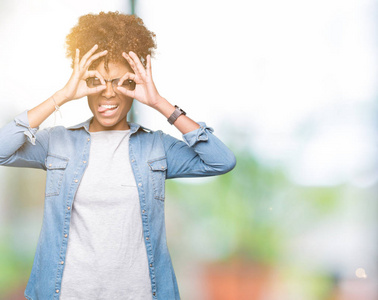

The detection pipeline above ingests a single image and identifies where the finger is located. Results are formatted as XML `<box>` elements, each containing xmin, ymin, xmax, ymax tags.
<box><xmin>74</xmin><ymin>49</ymin><xmax>80</xmax><ymax>71</ymax></box>
<box><xmin>87</xmin><ymin>85</ymin><xmax>107</xmax><ymax>95</ymax></box>
<box><xmin>84</xmin><ymin>50</ymin><xmax>108</xmax><ymax>70</ymax></box>
<box><xmin>117</xmin><ymin>72</ymin><xmax>136</xmax><ymax>86</ymax></box>
<box><xmin>146</xmin><ymin>54</ymin><xmax>152</xmax><ymax>78</ymax></box>
<box><xmin>128</xmin><ymin>51</ymin><xmax>147</xmax><ymax>77</ymax></box>
<box><xmin>86</xmin><ymin>70</ymin><xmax>106</xmax><ymax>85</ymax></box>
<box><xmin>116</xmin><ymin>86</ymin><xmax>135</xmax><ymax>98</ymax></box>
<box><xmin>122</xmin><ymin>52</ymin><xmax>141</xmax><ymax>77</ymax></box>
<box><xmin>80</xmin><ymin>44</ymin><xmax>98</xmax><ymax>68</ymax></box>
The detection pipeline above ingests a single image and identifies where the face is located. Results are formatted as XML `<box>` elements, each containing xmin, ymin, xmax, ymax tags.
<box><xmin>87</xmin><ymin>61</ymin><xmax>134</xmax><ymax>132</ymax></box>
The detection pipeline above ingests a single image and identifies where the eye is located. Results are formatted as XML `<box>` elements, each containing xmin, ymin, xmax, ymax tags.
<box><xmin>86</xmin><ymin>77</ymin><xmax>102</xmax><ymax>88</ymax></box>
<box><xmin>110</xmin><ymin>78</ymin><xmax>136</xmax><ymax>91</ymax></box>
<box><xmin>122</xmin><ymin>79</ymin><xmax>134</xmax><ymax>86</ymax></box>
<box><xmin>123</xmin><ymin>79</ymin><xmax>136</xmax><ymax>90</ymax></box>
<box><xmin>92</xmin><ymin>77</ymin><xmax>102</xmax><ymax>86</ymax></box>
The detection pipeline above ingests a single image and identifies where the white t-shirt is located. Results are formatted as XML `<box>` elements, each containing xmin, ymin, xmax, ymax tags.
<box><xmin>60</xmin><ymin>130</ymin><xmax>152</xmax><ymax>300</ymax></box>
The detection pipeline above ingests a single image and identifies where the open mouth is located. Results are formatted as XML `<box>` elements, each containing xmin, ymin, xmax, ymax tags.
<box><xmin>98</xmin><ymin>104</ymin><xmax>119</xmax><ymax>116</ymax></box>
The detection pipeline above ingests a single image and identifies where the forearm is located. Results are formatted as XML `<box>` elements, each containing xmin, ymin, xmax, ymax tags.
<box><xmin>184</xmin><ymin>124</ymin><xmax>236</xmax><ymax>172</ymax></box>
<box><xmin>0</xmin><ymin>111</ymin><xmax>48</xmax><ymax>168</ymax></box>
<box><xmin>152</xmin><ymin>96</ymin><xmax>200</xmax><ymax>134</ymax></box>
<box><xmin>153</xmin><ymin>96</ymin><xmax>236</xmax><ymax>176</ymax></box>
<box><xmin>164</xmin><ymin>124</ymin><xmax>236</xmax><ymax>178</ymax></box>
<box><xmin>27</xmin><ymin>90</ymin><xmax>68</xmax><ymax>128</ymax></box>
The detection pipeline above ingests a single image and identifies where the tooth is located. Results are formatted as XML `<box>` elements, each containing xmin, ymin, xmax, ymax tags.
<box><xmin>101</xmin><ymin>105</ymin><xmax>117</xmax><ymax>108</ymax></box>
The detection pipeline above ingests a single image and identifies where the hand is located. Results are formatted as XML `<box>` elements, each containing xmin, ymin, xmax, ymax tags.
<box><xmin>59</xmin><ymin>44</ymin><xmax>108</xmax><ymax>102</ymax></box>
<box><xmin>117</xmin><ymin>51</ymin><xmax>163</xmax><ymax>108</ymax></box>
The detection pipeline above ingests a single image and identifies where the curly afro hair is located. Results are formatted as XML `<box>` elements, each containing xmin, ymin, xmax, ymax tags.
<box><xmin>65</xmin><ymin>11</ymin><xmax>156</xmax><ymax>71</ymax></box>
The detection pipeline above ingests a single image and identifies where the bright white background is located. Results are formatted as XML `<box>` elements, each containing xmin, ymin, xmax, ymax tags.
<box><xmin>0</xmin><ymin>0</ymin><xmax>376</xmax><ymax>187</ymax></box>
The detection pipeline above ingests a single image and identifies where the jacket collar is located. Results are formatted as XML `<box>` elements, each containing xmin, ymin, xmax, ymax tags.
<box><xmin>67</xmin><ymin>117</ymin><xmax>148</xmax><ymax>135</ymax></box>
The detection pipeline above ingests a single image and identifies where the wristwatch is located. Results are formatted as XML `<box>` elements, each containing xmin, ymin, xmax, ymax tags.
<box><xmin>167</xmin><ymin>105</ymin><xmax>186</xmax><ymax>125</ymax></box>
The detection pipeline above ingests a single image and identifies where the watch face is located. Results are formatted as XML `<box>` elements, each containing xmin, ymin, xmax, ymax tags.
<box><xmin>176</xmin><ymin>106</ymin><xmax>186</xmax><ymax>115</ymax></box>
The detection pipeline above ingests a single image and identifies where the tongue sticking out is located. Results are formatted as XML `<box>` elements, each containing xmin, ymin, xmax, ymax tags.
<box><xmin>98</xmin><ymin>106</ymin><xmax>117</xmax><ymax>113</ymax></box>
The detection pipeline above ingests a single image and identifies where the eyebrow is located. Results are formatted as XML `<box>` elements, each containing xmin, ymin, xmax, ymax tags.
<box><xmin>91</xmin><ymin>77</ymin><xmax>121</xmax><ymax>81</ymax></box>
<box><xmin>103</xmin><ymin>77</ymin><xmax>121</xmax><ymax>81</ymax></box>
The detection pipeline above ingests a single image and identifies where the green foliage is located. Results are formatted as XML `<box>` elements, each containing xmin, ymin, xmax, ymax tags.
<box><xmin>167</xmin><ymin>149</ymin><xmax>342</xmax><ymax>265</ymax></box>
<box><xmin>0</xmin><ymin>236</ymin><xmax>32</xmax><ymax>296</ymax></box>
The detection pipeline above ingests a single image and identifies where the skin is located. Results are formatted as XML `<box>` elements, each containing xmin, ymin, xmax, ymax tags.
<box><xmin>87</xmin><ymin>61</ymin><xmax>134</xmax><ymax>132</ymax></box>
<box><xmin>27</xmin><ymin>44</ymin><xmax>200</xmax><ymax>134</ymax></box>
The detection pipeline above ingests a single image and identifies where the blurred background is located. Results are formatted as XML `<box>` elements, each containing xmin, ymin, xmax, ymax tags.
<box><xmin>0</xmin><ymin>0</ymin><xmax>377</xmax><ymax>299</ymax></box>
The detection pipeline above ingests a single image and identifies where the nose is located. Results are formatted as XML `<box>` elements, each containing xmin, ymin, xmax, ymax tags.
<box><xmin>102</xmin><ymin>81</ymin><xmax>116</xmax><ymax>98</ymax></box>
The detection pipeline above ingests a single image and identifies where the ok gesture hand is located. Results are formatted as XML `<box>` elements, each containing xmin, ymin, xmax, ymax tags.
<box><xmin>116</xmin><ymin>51</ymin><xmax>163</xmax><ymax>108</ymax></box>
<box><xmin>60</xmin><ymin>44</ymin><xmax>108</xmax><ymax>102</ymax></box>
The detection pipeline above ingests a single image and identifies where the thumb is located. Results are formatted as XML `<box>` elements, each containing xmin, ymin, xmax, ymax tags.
<box><xmin>116</xmin><ymin>86</ymin><xmax>135</xmax><ymax>98</ymax></box>
<box><xmin>87</xmin><ymin>85</ymin><xmax>107</xmax><ymax>95</ymax></box>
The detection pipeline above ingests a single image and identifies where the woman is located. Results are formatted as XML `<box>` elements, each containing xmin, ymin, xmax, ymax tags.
<box><xmin>0</xmin><ymin>11</ymin><xmax>235</xmax><ymax>300</ymax></box>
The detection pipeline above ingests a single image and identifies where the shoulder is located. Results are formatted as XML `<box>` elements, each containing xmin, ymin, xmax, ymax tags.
<box><xmin>129</xmin><ymin>122</ymin><xmax>164</xmax><ymax>138</ymax></box>
<box><xmin>134</xmin><ymin>124</ymin><xmax>175</xmax><ymax>143</ymax></box>
<box><xmin>48</xmin><ymin>125</ymin><xmax>78</xmax><ymax>139</ymax></box>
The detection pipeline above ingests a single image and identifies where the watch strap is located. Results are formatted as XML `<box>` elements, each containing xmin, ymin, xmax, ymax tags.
<box><xmin>168</xmin><ymin>105</ymin><xmax>186</xmax><ymax>125</ymax></box>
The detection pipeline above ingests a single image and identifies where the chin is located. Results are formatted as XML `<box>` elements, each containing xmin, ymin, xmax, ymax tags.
<box><xmin>99</xmin><ymin>119</ymin><xmax>118</xmax><ymax>127</ymax></box>
<box><xmin>90</xmin><ymin>113</ymin><xmax>129</xmax><ymax>131</ymax></box>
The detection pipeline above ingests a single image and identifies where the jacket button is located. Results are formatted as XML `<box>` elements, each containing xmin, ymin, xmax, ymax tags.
<box><xmin>49</xmin><ymin>163</ymin><xmax>52</xmax><ymax>167</ymax></box>
<box><xmin>61</xmin><ymin>261</ymin><xmax>64</xmax><ymax>264</ymax></box>
<box><xmin>153</xmin><ymin>292</ymin><xmax>156</xmax><ymax>296</ymax></box>
<box><xmin>138</xmin><ymin>183</ymin><xmax>142</xmax><ymax>187</ymax></box>
<box><xmin>67</xmin><ymin>206</ymin><xmax>71</xmax><ymax>210</ymax></box>
<box><xmin>146</xmin><ymin>237</ymin><xmax>149</xmax><ymax>240</ymax></box>
<box><xmin>142</xmin><ymin>210</ymin><xmax>145</xmax><ymax>213</ymax></box>
<box><xmin>56</xmin><ymin>290</ymin><xmax>59</xmax><ymax>293</ymax></box>
<box><xmin>83</xmin><ymin>161</ymin><xmax>87</xmax><ymax>164</ymax></box>
<box><xmin>150</xmin><ymin>263</ymin><xmax>152</xmax><ymax>267</ymax></box>
<box><xmin>74</xmin><ymin>179</ymin><xmax>78</xmax><ymax>183</ymax></box>
<box><xmin>87</xmin><ymin>138</ymin><xmax>90</xmax><ymax>141</ymax></box>
<box><xmin>64</xmin><ymin>234</ymin><xmax>68</xmax><ymax>238</ymax></box>
<box><xmin>131</xmin><ymin>159</ymin><xmax>135</xmax><ymax>162</ymax></box>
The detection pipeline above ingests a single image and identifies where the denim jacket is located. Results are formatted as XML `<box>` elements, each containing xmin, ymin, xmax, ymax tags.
<box><xmin>0</xmin><ymin>110</ymin><xmax>236</xmax><ymax>300</ymax></box>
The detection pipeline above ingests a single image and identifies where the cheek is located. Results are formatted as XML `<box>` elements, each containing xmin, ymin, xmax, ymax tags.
<box><xmin>120</xmin><ymin>96</ymin><xmax>134</xmax><ymax>108</ymax></box>
<box><xmin>87</xmin><ymin>96</ymin><xmax>97</xmax><ymax>113</ymax></box>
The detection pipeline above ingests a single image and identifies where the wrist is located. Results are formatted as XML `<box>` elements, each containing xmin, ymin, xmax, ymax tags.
<box><xmin>53</xmin><ymin>90</ymin><xmax>70</xmax><ymax>106</ymax></box>
<box><xmin>151</xmin><ymin>97</ymin><xmax>175</xmax><ymax>117</ymax></box>
<box><xmin>149</xmin><ymin>95</ymin><xmax>165</xmax><ymax>108</ymax></box>
<box><xmin>167</xmin><ymin>105</ymin><xmax>186</xmax><ymax>125</ymax></box>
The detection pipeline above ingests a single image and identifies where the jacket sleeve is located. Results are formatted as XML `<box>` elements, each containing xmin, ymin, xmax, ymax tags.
<box><xmin>161</xmin><ymin>122</ymin><xmax>236</xmax><ymax>179</ymax></box>
<box><xmin>0</xmin><ymin>110</ymin><xmax>49</xmax><ymax>170</ymax></box>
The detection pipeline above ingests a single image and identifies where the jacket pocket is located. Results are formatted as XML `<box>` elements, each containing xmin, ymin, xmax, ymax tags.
<box><xmin>148</xmin><ymin>157</ymin><xmax>167</xmax><ymax>201</ymax></box>
<box><xmin>45</xmin><ymin>154</ymin><xmax>69</xmax><ymax>197</ymax></box>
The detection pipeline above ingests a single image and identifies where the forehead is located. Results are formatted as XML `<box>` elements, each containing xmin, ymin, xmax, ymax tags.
<box><xmin>95</xmin><ymin>61</ymin><xmax>133</xmax><ymax>78</ymax></box>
